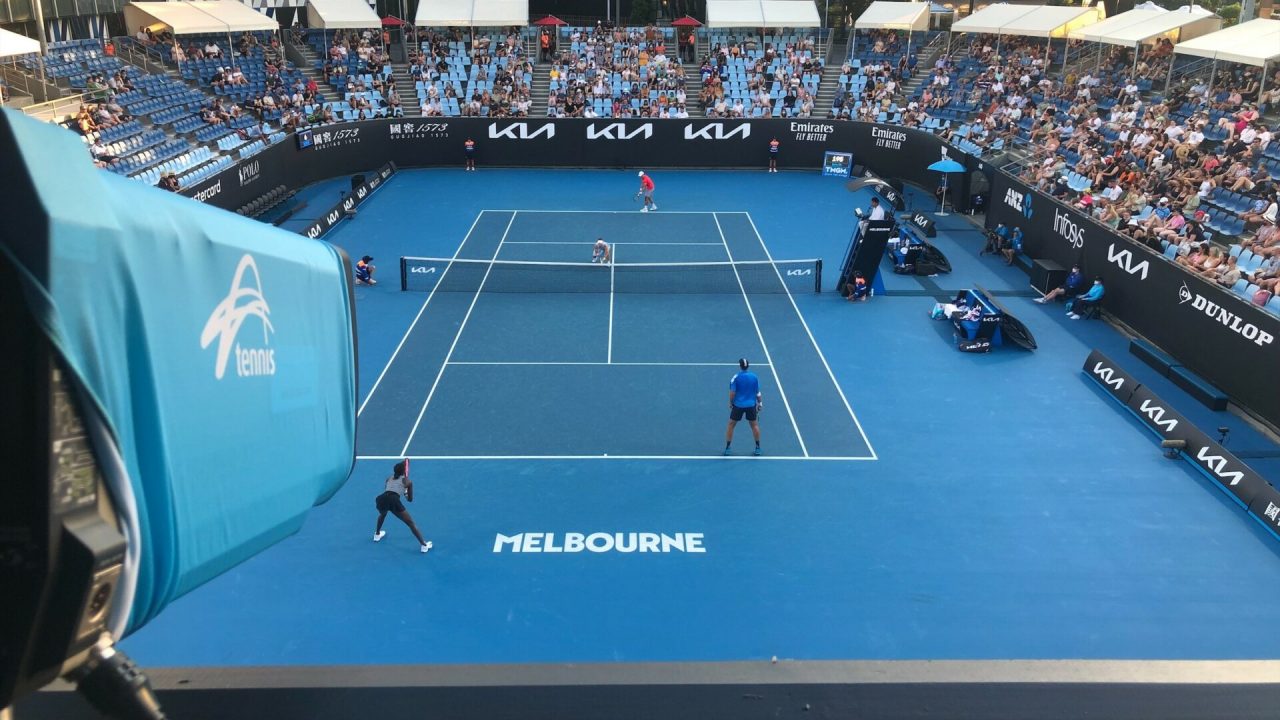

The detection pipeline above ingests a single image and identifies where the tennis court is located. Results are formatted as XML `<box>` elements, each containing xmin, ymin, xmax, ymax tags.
<box><xmin>356</xmin><ymin>210</ymin><xmax>875</xmax><ymax>460</ymax></box>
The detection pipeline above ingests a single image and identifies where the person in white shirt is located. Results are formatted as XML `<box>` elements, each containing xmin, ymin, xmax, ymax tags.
<box><xmin>867</xmin><ymin>197</ymin><xmax>886</xmax><ymax>221</ymax></box>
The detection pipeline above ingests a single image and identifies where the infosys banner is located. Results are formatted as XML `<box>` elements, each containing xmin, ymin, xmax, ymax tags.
<box><xmin>183</xmin><ymin>118</ymin><xmax>973</xmax><ymax>214</ymax></box>
<box><xmin>991</xmin><ymin>172</ymin><xmax>1280</xmax><ymax>427</ymax></box>
<box><xmin>1083</xmin><ymin>350</ymin><xmax>1278</xmax><ymax>541</ymax></box>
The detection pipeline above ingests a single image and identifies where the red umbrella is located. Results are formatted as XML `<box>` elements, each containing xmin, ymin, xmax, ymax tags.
<box><xmin>381</xmin><ymin>15</ymin><xmax>407</xmax><ymax>26</ymax></box>
<box><xmin>533</xmin><ymin>15</ymin><xmax>568</xmax><ymax>26</ymax></box>
<box><xmin>670</xmin><ymin>15</ymin><xmax>703</xmax><ymax>26</ymax></box>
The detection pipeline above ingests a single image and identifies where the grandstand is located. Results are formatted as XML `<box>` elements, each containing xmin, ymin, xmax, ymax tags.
<box><xmin>7</xmin><ymin>3</ymin><xmax>1280</xmax><ymax>719</ymax></box>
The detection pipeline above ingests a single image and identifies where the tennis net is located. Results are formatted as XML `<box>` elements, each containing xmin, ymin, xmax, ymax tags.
<box><xmin>399</xmin><ymin>257</ymin><xmax>823</xmax><ymax>294</ymax></box>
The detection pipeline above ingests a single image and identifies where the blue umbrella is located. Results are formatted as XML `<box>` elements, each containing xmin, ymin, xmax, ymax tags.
<box><xmin>927</xmin><ymin>158</ymin><xmax>966</xmax><ymax>215</ymax></box>
<box><xmin>928</xmin><ymin>159</ymin><xmax>966</xmax><ymax>173</ymax></box>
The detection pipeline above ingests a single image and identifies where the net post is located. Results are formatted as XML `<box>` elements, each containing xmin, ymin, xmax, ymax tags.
<box><xmin>815</xmin><ymin>259</ymin><xmax>822</xmax><ymax>293</ymax></box>
<box><xmin>399</xmin><ymin>257</ymin><xmax>407</xmax><ymax>291</ymax></box>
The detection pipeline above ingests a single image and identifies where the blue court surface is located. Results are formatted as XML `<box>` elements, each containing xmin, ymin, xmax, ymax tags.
<box><xmin>122</xmin><ymin>169</ymin><xmax>1280</xmax><ymax>667</ymax></box>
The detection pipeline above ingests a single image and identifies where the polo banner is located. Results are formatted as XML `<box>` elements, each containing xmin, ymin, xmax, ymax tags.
<box><xmin>301</xmin><ymin>162</ymin><xmax>396</xmax><ymax>239</ymax></box>
<box><xmin>992</xmin><ymin>172</ymin><xmax>1280</xmax><ymax>428</ymax></box>
<box><xmin>1083</xmin><ymin>351</ymin><xmax>1274</xmax><ymax>517</ymax></box>
<box><xmin>185</xmin><ymin>118</ymin><xmax>974</xmax><ymax>214</ymax></box>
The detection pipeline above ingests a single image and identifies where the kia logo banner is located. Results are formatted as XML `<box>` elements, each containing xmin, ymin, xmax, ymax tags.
<box><xmin>1082</xmin><ymin>350</ymin><xmax>1274</xmax><ymax>518</ymax></box>
<box><xmin>992</xmin><ymin>172</ymin><xmax>1280</xmax><ymax>427</ymax></box>
<box><xmin>302</xmin><ymin>162</ymin><xmax>397</xmax><ymax>239</ymax></box>
<box><xmin>186</xmin><ymin>117</ymin><xmax>979</xmax><ymax>220</ymax></box>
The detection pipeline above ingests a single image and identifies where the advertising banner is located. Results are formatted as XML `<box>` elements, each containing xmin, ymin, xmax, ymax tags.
<box><xmin>300</xmin><ymin>162</ymin><xmax>396</xmax><ymax>239</ymax></box>
<box><xmin>1083</xmin><ymin>351</ymin><xmax>1274</xmax><ymax>513</ymax></box>
<box><xmin>993</xmin><ymin>172</ymin><xmax>1280</xmax><ymax>428</ymax></box>
<box><xmin>184</xmin><ymin>118</ymin><xmax>972</xmax><ymax>213</ymax></box>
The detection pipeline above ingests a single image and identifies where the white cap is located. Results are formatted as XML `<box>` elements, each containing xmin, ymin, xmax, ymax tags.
<box><xmin>637</xmin><ymin>171</ymin><xmax>644</xmax><ymax>176</ymax></box>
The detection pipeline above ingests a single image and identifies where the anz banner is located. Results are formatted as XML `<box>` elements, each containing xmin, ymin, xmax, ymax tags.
<box><xmin>1083</xmin><ymin>350</ymin><xmax>1278</xmax><ymax>541</ymax></box>
<box><xmin>992</xmin><ymin>173</ymin><xmax>1280</xmax><ymax>428</ymax></box>
<box><xmin>183</xmin><ymin>118</ymin><xmax>977</xmax><ymax>215</ymax></box>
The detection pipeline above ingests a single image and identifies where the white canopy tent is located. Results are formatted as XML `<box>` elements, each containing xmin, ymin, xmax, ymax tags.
<box><xmin>413</xmin><ymin>0</ymin><xmax>528</xmax><ymax>26</ymax></box>
<box><xmin>951</xmin><ymin>4</ymin><xmax>1100</xmax><ymax>38</ymax></box>
<box><xmin>1173</xmin><ymin>18</ymin><xmax>1280</xmax><ymax>98</ymax></box>
<box><xmin>949</xmin><ymin>4</ymin><xmax>1101</xmax><ymax>68</ymax></box>
<box><xmin>306</xmin><ymin>0</ymin><xmax>381</xmax><ymax>29</ymax></box>
<box><xmin>1068</xmin><ymin>8</ymin><xmax>1219</xmax><ymax>46</ymax></box>
<box><xmin>0</xmin><ymin>27</ymin><xmax>40</xmax><ymax>58</ymax></box>
<box><xmin>124</xmin><ymin>1</ymin><xmax>277</xmax><ymax>35</ymax></box>
<box><xmin>854</xmin><ymin>1</ymin><xmax>929</xmax><ymax>32</ymax></box>
<box><xmin>1173</xmin><ymin>17</ymin><xmax>1280</xmax><ymax>67</ymax></box>
<box><xmin>705</xmin><ymin>0</ymin><xmax>819</xmax><ymax>27</ymax></box>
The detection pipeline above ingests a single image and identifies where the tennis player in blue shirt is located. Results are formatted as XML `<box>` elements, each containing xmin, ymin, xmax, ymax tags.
<box><xmin>725</xmin><ymin>358</ymin><xmax>763</xmax><ymax>456</ymax></box>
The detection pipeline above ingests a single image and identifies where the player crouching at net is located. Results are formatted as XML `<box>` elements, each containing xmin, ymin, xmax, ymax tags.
<box><xmin>636</xmin><ymin>170</ymin><xmax>657</xmax><ymax>212</ymax></box>
<box><xmin>592</xmin><ymin>238</ymin><xmax>612</xmax><ymax>264</ymax></box>
<box><xmin>725</xmin><ymin>358</ymin><xmax>762</xmax><ymax>456</ymax></box>
<box><xmin>374</xmin><ymin>460</ymin><xmax>432</xmax><ymax>554</ymax></box>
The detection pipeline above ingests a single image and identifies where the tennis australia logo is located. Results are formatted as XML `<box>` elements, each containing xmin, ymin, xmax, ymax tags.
<box><xmin>489</xmin><ymin>122</ymin><xmax>555</xmax><ymax>140</ymax></box>
<box><xmin>1003</xmin><ymin>188</ymin><xmax>1032</xmax><ymax>218</ymax></box>
<box><xmin>870</xmin><ymin>126</ymin><xmax>906</xmax><ymax>149</ymax></box>
<box><xmin>200</xmin><ymin>254</ymin><xmax>276</xmax><ymax>380</ymax></box>
<box><xmin>494</xmin><ymin>532</ymin><xmax>706</xmax><ymax>554</ymax></box>
<box><xmin>1053</xmin><ymin>209</ymin><xmax>1084</xmax><ymax>248</ymax></box>
<box><xmin>1177</xmin><ymin>283</ymin><xmax>1275</xmax><ymax>346</ymax></box>
<box><xmin>1106</xmin><ymin>243</ymin><xmax>1149</xmax><ymax>280</ymax></box>
<box><xmin>586</xmin><ymin>122</ymin><xmax>653</xmax><ymax>140</ymax></box>
<box><xmin>237</xmin><ymin>160</ymin><xmax>260</xmax><ymax>187</ymax></box>
<box><xmin>684</xmin><ymin>122</ymin><xmax>750</xmax><ymax>140</ymax></box>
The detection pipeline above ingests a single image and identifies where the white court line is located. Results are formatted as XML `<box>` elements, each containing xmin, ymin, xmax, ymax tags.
<box><xmin>446</xmin><ymin>361</ymin><xmax>771</xmax><ymax>367</ymax></box>
<box><xmin>501</xmin><ymin>241</ymin><xmax>724</xmax><ymax>246</ymax></box>
<box><xmin>398</xmin><ymin>211</ymin><xmax>518</xmax><ymax>456</ymax></box>
<box><xmin>357</xmin><ymin>211</ymin><xmax>487</xmax><ymax>417</ymax></box>
<box><xmin>740</xmin><ymin>212</ymin><xmax>879</xmax><ymax>461</ymax></box>
<box><xmin>607</xmin><ymin>245</ymin><xmax>615</xmax><ymax>363</ymax></box>
<box><xmin>358</xmin><ymin>455</ymin><xmax>876</xmax><ymax>462</ymax></box>
<box><xmin>712</xmin><ymin>213</ymin><xmax>808</xmax><ymax>458</ymax></box>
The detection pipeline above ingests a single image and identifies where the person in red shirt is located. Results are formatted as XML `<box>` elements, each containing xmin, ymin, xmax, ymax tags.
<box><xmin>637</xmin><ymin>171</ymin><xmax>657</xmax><ymax>211</ymax></box>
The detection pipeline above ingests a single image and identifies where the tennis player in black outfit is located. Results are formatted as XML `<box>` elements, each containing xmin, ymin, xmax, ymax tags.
<box><xmin>374</xmin><ymin>460</ymin><xmax>432</xmax><ymax>553</ymax></box>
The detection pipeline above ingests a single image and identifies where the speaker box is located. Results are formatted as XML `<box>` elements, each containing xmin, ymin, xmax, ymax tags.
<box><xmin>850</xmin><ymin>164</ymin><xmax>866</xmax><ymax>178</ymax></box>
